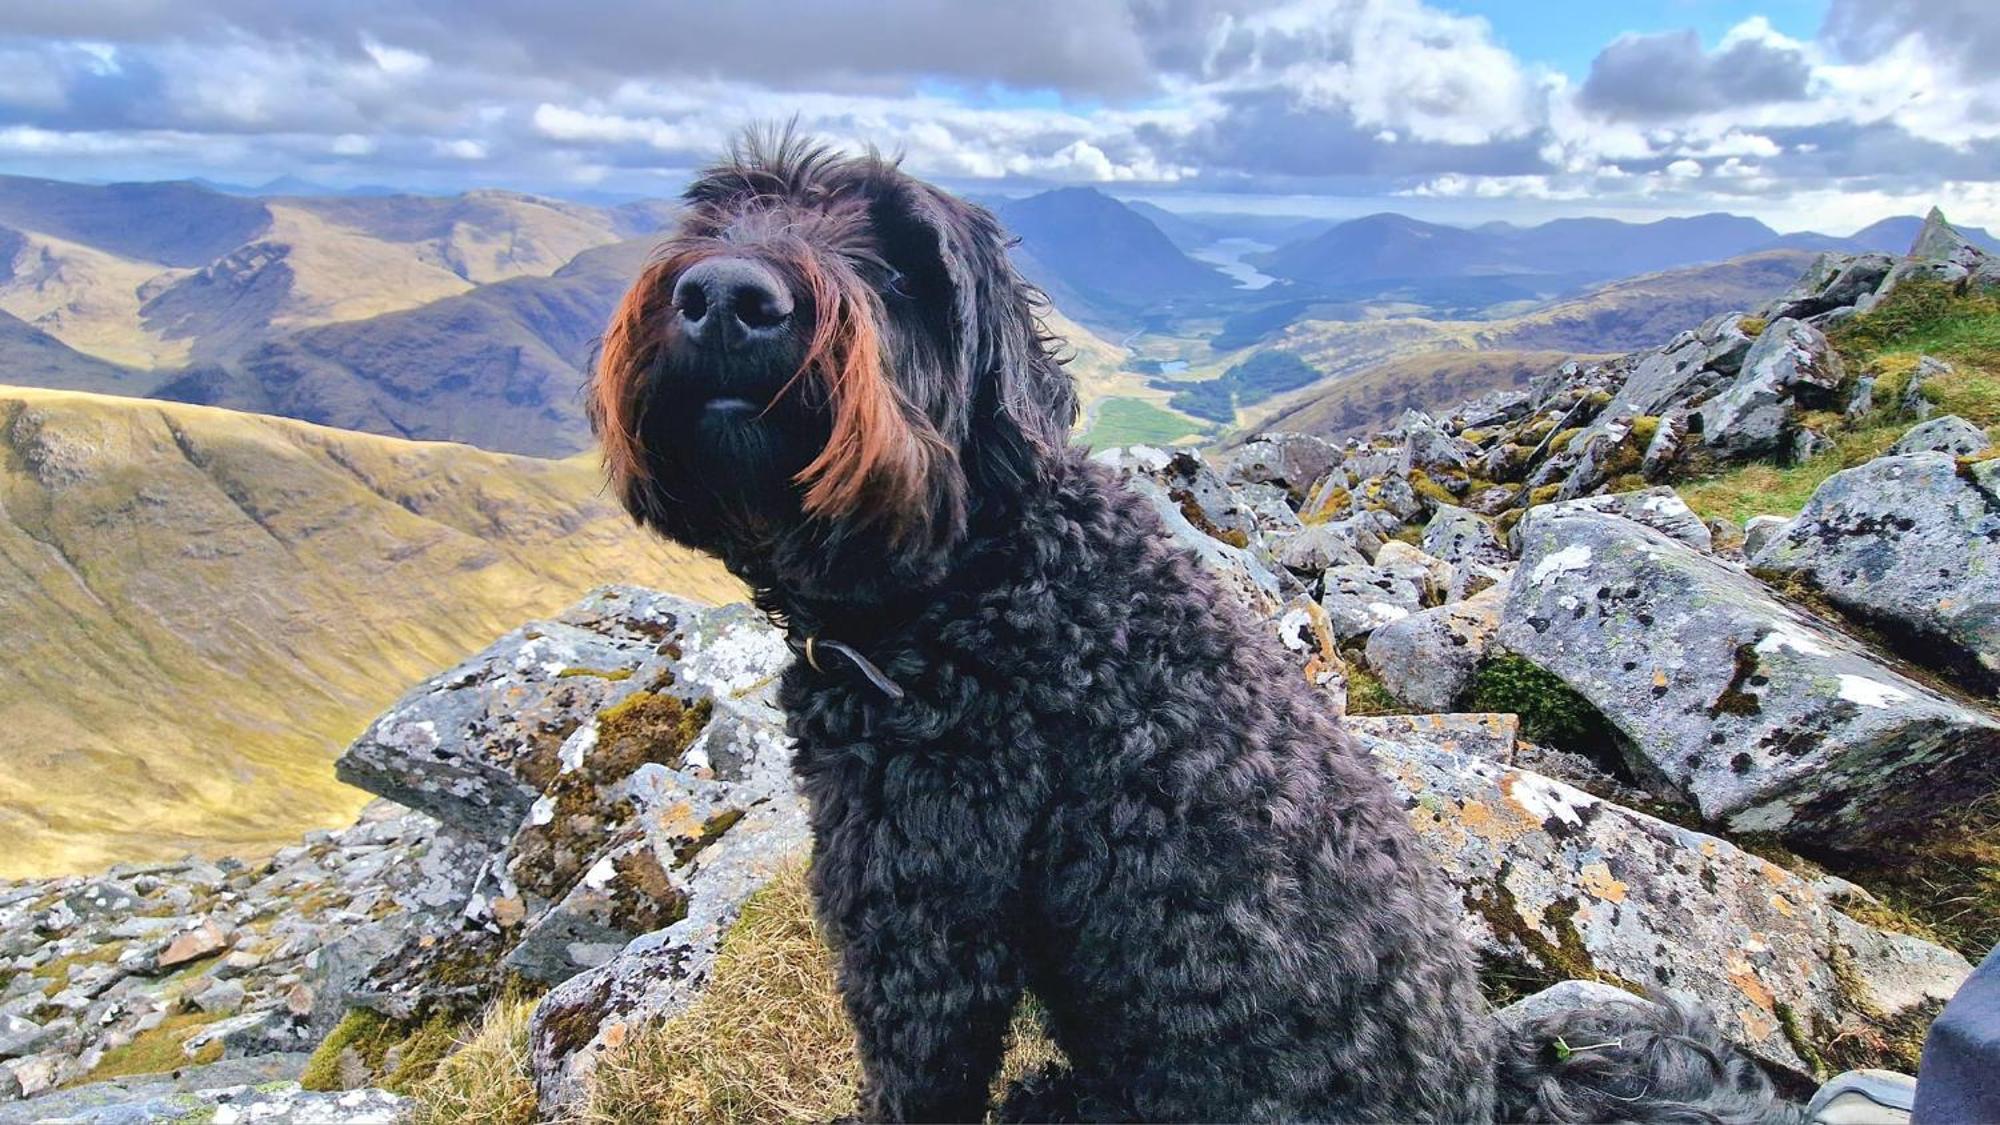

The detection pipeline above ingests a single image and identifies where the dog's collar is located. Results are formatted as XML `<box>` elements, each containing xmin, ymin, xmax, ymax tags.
<box><xmin>785</xmin><ymin>633</ymin><xmax>906</xmax><ymax>701</ymax></box>
<box><xmin>754</xmin><ymin>590</ymin><xmax>907</xmax><ymax>701</ymax></box>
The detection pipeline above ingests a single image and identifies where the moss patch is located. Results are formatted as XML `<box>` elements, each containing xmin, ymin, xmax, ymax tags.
<box><xmin>1465</xmin><ymin>655</ymin><xmax>1615</xmax><ymax>754</ymax></box>
<box><xmin>63</xmin><ymin>1011</ymin><xmax>225</xmax><ymax>1087</ymax></box>
<box><xmin>302</xmin><ymin>1009</ymin><xmax>467</xmax><ymax>1096</ymax></box>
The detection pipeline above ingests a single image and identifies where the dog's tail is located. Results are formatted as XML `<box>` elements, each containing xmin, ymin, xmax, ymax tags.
<box><xmin>1493</xmin><ymin>991</ymin><xmax>1807</xmax><ymax>1124</ymax></box>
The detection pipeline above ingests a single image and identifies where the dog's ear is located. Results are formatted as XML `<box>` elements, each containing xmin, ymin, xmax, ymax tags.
<box><xmin>878</xmin><ymin>180</ymin><xmax>1078</xmax><ymax>500</ymax></box>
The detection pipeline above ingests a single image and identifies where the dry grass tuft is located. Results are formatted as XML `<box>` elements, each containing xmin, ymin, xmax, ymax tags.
<box><xmin>580</xmin><ymin>862</ymin><xmax>1065</xmax><ymax>1124</ymax></box>
<box><xmin>408</xmin><ymin>995</ymin><xmax>541</xmax><ymax>1125</ymax></box>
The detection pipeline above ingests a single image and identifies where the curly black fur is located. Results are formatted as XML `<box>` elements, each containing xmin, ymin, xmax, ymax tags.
<box><xmin>595</xmin><ymin>130</ymin><xmax>1798</xmax><ymax>1124</ymax></box>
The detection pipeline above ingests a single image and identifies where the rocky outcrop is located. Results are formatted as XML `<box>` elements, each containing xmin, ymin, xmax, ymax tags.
<box><xmin>1502</xmin><ymin>506</ymin><xmax>2000</xmax><ymax>843</ymax></box>
<box><xmin>1377</xmin><ymin>736</ymin><xmax>1969</xmax><ymax>1080</ymax></box>
<box><xmin>1697</xmin><ymin>318</ymin><xmax>1845</xmax><ymax>459</ymax></box>
<box><xmin>1752</xmin><ymin>452</ymin><xmax>2000</xmax><ymax>691</ymax></box>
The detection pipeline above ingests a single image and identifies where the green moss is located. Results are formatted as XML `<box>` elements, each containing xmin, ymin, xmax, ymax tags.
<box><xmin>1775</xmin><ymin>1002</ymin><xmax>1828</xmax><ymax>1081</ymax></box>
<box><xmin>1343</xmin><ymin>666</ymin><xmax>1409</xmax><ymax>717</ymax></box>
<box><xmin>1738</xmin><ymin>316</ymin><xmax>1768</xmax><ymax>337</ymax></box>
<box><xmin>1628</xmin><ymin>415</ymin><xmax>1660</xmax><ymax>446</ymax></box>
<box><xmin>1466</xmin><ymin>655</ymin><xmax>1615</xmax><ymax>753</ymax></box>
<box><xmin>302</xmin><ymin>1009</ymin><xmax>465</xmax><ymax>1096</ymax></box>
<box><xmin>557</xmin><ymin>667</ymin><xmax>634</xmax><ymax>681</ymax></box>
<box><xmin>64</xmin><ymin>1011</ymin><xmax>223</xmax><ymax>1088</ymax></box>
<box><xmin>1527</xmin><ymin>484</ymin><xmax>1562</xmax><ymax>507</ymax></box>
<box><xmin>1547</xmin><ymin>428</ymin><xmax>1582</xmax><ymax>455</ymax></box>
<box><xmin>1407</xmin><ymin>469</ymin><xmax>1458</xmax><ymax>507</ymax></box>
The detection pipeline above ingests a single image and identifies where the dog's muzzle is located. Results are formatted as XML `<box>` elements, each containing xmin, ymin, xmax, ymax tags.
<box><xmin>673</xmin><ymin>257</ymin><xmax>793</xmax><ymax>351</ymax></box>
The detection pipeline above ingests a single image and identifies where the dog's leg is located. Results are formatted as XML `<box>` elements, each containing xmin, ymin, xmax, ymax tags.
<box><xmin>808</xmin><ymin>789</ymin><xmax>1030</xmax><ymax>1123</ymax></box>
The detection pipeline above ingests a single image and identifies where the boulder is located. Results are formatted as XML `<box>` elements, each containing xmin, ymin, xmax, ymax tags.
<box><xmin>1122</xmin><ymin>474</ymin><xmax>1285</xmax><ymax>614</ymax></box>
<box><xmin>1881</xmin><ymin>208</ymin><xmax>1991</xmax><ymax>291</ymax></box>
<box><xmin>1396</xmin><ymin>411</ymin><xmax>1474</xmax><ymax>474</ymax></box>
<box><xmin>1899</xmin><ymin>356</ymin><xmax>1950</xmax><ymax>419</ymax></box>
<box><xmin>1273</xmin><ymin>524</ymin><xmax>1369</xmax><ymax>575</ymax></box>
<box><xmin>1224</xmin><ymin>433</ymin><xmax>1342</xmax><ymax>492</ymax></box>
<box><xmin>1373</xmin><ymin>738</ymin><xmax>1972</xmax><ymax>1080</ymax></box>
<box><xmin>1698</xmin><ymin>318</ymin><xmax>1844</xmax><ymax>458</ymax></box>
<box><xmin>1235</xmin><ymin>482</ymin><xmax>1305</xmax><ymax>539</ymax></box>
<box><xmin>1320</xmin><ymin>564</ymin><xmax>1422</xmax><ymax>641</ymax></box>
<box><xmin>1752</xmin><ymin>452</ymin><xmax>2000</xmax><ymax>691</ymax></box>
<box><xmin>1501</xmin><ymin>506</ymin><xmax>2000</xmax><ymax>842</ymax></box>
<box><xmin>1767</xmin><ymin>252</ymin><xmax>1894</xmax><ymax>322</ymax></box>
<box><xmin>1421</xmin><ymin>506</ymin><xmax>1511</xmax><ymax>602</ymax></box>
<box><xmin>1741</xmin><ymin>515</ymin><xmax>1792</xmax><ymax>559</ymax></box>
<box><xmin>1374</xmin><ymin>540</ymin><xmax>1452</xmax><ymax>606</ymax></box>
<box><xmin>1364</xmin><ymin>585</ymin><xmax>1507</xmax><ymax>712</ymax></box>
<box><xmin>1888</xmin><ymin>415</ymin><xmax>1990</xmax><ymax>457</ymax></box>
<box><xmin>1510</xmin><ymin>487</ymin><xmax>1712</xmax><ymax>554</ymax></box>
<box><xmin>336</xmin><ymin>589</ymin><xmax>788</xmax><ymax>842</ymax></box>
<box><xmin>156</xmin><ymin>920</ymin><xmax>228</xmax><ymax>970</ymax></box>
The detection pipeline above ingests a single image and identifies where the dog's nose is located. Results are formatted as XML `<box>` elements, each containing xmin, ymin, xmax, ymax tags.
<box><xmin>673</xmin><ymin>258</ymin><xmax>793</xmax><ymax>347</ymax></box>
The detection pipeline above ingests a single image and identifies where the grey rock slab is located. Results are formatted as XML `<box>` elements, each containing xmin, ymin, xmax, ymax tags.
<box><xmin>1501</xmin><ymin>506</ymin><xmax>2000</xmax><ymax>843</ymax></box>
<box><xmin>1320</xmin><ymin>564</ymin><xmax>1423</xmax><ymax>641</ymax></box>
<box><xmin>1347</xmin><ymin>712</ymin><xmax>1518</xmax><ymax>764</ymax></box>
<box><xmin>1888</xmin><ymin>415</ymin><xmax>1990</xmax><ymax>457</ymax></box>
<box><xmin>1511</xmin><ymin>487</ymin><xmax>1712</xmax><ymax>554</ymax></box>
<box><xmin>1372</xmin><ymin>739</ymin><xmax>1971</xmax><ymax>1080</ymax></box>
<box><xmin>336</xmin><ymin>588</ymin><xmax>787</xmax><ymax>842</ymax></box>
<box><xmin>1363</xmin><ymin>584</ymin><xmax>1507</xmax><ymax>712</ymax></box>
<box><xmin>1698</xmin><ymin>318</ymin><xmax>1845</xmax><ymax>458</ymax></box>
<box><xmin>1224</xmin><ymin>432</ymin><xmax>1342</xmax><ymax>491</ymax></box>
<box><xmin>1752</xmin><ymin>452</ymin><xmax>2000</xmax><ymax>691</ymax></box>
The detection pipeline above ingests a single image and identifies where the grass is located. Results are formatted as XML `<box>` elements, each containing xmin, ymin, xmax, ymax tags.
<box><xmin>0</xmin><ymin>386</ymin><xmax>742</xmax><ymax>879</ymax></box>
<box><xmin>301</xmin><ymin>1008</ymin><xmax>465</xmax><ymax>1095</ymax></box>
<box><xmin>578</xmin><ymin>863</ymin><xmax>1063</xmax><ymax>1124</ymax></box>
<box><xmin>1081</xmin><ymin>396</ymin><xmax>1207</xmax><ymax>448</ymax></box>
<box><xmin>1678</xmin><ymin>279</ymin><xmax>2000</xmax><ymax>526</ymax></box>
<box><xmin>409</xmin><ymin>996</ymin><xmax>540</xmax><ymax>1125</ymax></box>
<box><xmin>66</xmin><ymin>1010</ymin><xmax>224</xmax><ymax>1087</ymax></box>
<box><xmin>1343</xmin><ymin>665</ymin><xmax>1411</xmax><ymax>717</ymax></box>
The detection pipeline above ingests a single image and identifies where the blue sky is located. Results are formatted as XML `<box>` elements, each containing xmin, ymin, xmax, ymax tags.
<box><xmin>0</xmin><ymin>1</ymin><xmax>1995</xmax><ymax>231</ymax></box>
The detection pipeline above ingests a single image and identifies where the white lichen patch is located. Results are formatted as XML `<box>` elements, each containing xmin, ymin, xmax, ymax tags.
<box><xmin>1836</xmin><ymin>674</ymin><xmax>1914</xmax><ymax>709</ymax></box>
<box><xmin>1507</xmin><ymin>771</ymin><xmax>1591</xmax><ymax>829</ymax></box>
<box><xmin>1754</xmin><ymin>620</ymin><xmax>1831</xmax><ymax>659</ymax></box>
<box><xmin>1531</xmin><ymin>544</ymin><xmax>1594</xmax><ymax>585</ymax></box>
<box><xmin>529</xmin><ymin>795</ymin><xmax>556</xmax><ymax>828</ymax></box>
<box><xmin>558</xmin><ymin>723</ymin><xmax>597</xmax><ymax>775</ymax></box>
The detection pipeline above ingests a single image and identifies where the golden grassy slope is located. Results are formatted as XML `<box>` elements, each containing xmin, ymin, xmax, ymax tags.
<box><xmin>0</xmin><ymin>386</ymin><xmax>739</xmax><ymax>877</ymax></box>
<box><xmin>0</xmin><ymin>229</ymin><xmax>192</xmax><ymax>368</ymax></box>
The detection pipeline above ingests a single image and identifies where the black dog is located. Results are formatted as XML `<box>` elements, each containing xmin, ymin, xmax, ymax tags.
<box><xmin>592</xmin><ymin>132</ymin><xmax>1794</xmax><ymax>1123</ymax></box>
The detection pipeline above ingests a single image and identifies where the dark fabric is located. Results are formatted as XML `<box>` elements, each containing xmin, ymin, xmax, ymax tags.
<box><xmin>1914</xmin><ymin>943</ymin><xmax>2000</xmax><ymax>1124</ymax></box>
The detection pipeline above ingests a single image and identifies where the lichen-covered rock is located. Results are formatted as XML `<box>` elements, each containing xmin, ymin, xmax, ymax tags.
<box><xmin>1235</xmin><ymin>482</ymin><xmax>1305</xmax><ymax>540</ymax></box>
<box><xmin>1364</xmin><ymin>584</ymin><xmax>1506</xmax><ymax>712</ymax></box>
<box><xmin>336</xmin><ymin>588</ymin><xmax>783</xmax><ymax>842</ymax></box>
<box><xmin>1888</xmin><ymin>415</ymin><xmax>1990</xmax><ymax>457</ymax></box>
<box><xmin>0</xmin><ymin>1082</ymin><xmax>408</xmax><ymax>1124</ymax></box>
<box><xmin>1752</xmin><ymin>452</ymin><xmax>2000</xmax><ymax>691</ymax></box>
<box><xmin>1397</xmin><ymin>410</ymin><xmax>1474</xmax><ymax>474</ymax></box>
<box><xmin>1374</xmin><ymin>540</ymin><xmax>1452</xmax><ymax>606</ymax></box>
<box><xmin>1511</xmin><ymin>487</ymin><xmax>1712</xmax><ymax>554</ymax></box>
<box><xmin>1899</xmin><ymin>356</ymin><xmax>1951</xmax><ymax>419</ymax></box>
<box><xmin>1766</xmin><ymin>252</ymin><xmax>1894</xmax><ymax>322</ymax></box>
<box><xmin>1273</xmin><ymin>524</ymin><xmax>1369</xmax><ymax>575</ymax></box>
<box><xmin>1881</xmin><ymin>208</ymin><xmax>1992</xmax><ymax>291</ymax></box>
<box><xmin>1121</xmin><ymin>473</ymin><xmax>1286</xmax><ymax>614</ymax></box>
<box><xmin>1501</xmin><ymin>507</ymin><xmax>2000</xmax><ymax>842</ymax></box>
<box><xmin>1224</xmin><ymin>432</ymin><xmax>1342</xmax><ymax>491</ymax></box>
<box><xmin>1742</xmin><ymin>515</ymin><xmax>1793</xmax><ymax>559</ymax></box>
<box><xmin>1372</xmin><ymin>739</ymin><xmax>1971</xmax><ymax>1080</ymax></box>
<box><xmin>1320</xmin><ymin>564</ymin><xmax>1422</xmax><ymax>640</ymax></box>
<box><xmin>1347</xmin><ymin>712</ymin><xmax>1517</xmax><ymax>764</ymax></box>
<box><xmin>1422</xmin><ymin>506</ymin><xmax>1511</xmax><ymax>601</ymax></box>
<box><xmin>1698</xmin><ymin>318</ymin><xmax>1845</xmax><ymax>459</ymax></box>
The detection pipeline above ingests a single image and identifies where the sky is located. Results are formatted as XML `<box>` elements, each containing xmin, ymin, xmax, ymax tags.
<box><xmin>0</xmin><ymin>0</ymin><xmax>1996</xmax><ymax>232</ymax></box>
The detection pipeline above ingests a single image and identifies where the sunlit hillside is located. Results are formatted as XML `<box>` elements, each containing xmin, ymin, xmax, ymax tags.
<box><xmin>0</xmin><ymin>386</ymin><xmax>738</xmax><ymax>877</ymax></box>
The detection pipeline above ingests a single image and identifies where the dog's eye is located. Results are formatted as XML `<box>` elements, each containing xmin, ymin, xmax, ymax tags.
<box><xmin>884</xmin><ymin>268</ymin><xmax>915</xmax><ymax>300</ymax></box>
